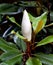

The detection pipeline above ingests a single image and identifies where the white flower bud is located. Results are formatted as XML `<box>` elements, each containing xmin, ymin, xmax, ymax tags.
<box><xmin>21</xmin><ymin>10</ymin><xmax>32</xmax><ymax>41</ymax></box>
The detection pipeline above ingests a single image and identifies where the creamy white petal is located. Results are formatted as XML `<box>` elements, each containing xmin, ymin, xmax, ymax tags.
<box><xmin>21</xmin><ymin>10</ymin><xmax>32</xmax><ymax>41</ymax></box>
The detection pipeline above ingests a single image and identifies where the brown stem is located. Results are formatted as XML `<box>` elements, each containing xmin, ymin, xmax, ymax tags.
<box><xmin>26</xmin><ymin>41</ymin><xmax>31</xmax><ymax>57</ymax></box>
<box><xmin>23</xmin><ymin>30</ymin><xmax>36</xmax><ymax>64</ymax></box>
<box><xmin>23</xmin><ymin>53</ymin><xmax>27</xmax><ymax>65</ymax></box>
<box><xmin>23</xmin><ymin>41</ymin><xmax>31</xmax><ymax>65</ymax></box>
<box><xmin>31</xmin><ymin>31</ymin><xmax>36</xmax><ymax>50</ymax></box>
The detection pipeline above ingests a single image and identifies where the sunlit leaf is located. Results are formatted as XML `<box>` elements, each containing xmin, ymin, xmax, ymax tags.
<box><xmin>29</xmin><ymin>12</ymin><xmax>47</xmax><ymax>34</ymax></box>
<box><xmin>16</xmin><ymin>32</ymin><xmax>26</xmax><ymax>40</ymax></box>
<box><xmin>35</xmin><ymin>53</ymin><xmax>53</xmax><ymax>65</ymax></box>
<box><xmin>7</xmin><ymin>16</ymin><xmax>21</xmax><ymax>27</ymax></box>
<box><xmin>26</xmin><ymin>57</ymin><xmax>42</xmax><ymax>65</ymax></box>
<box><xmin>36</xmin><ymin>35</ymin><xmax>53</xmax><ymax>47</ymax></box>
<box><xmin>11</xmin><ymin>30</ymin><xmax>25</xmax><ymax>40</ymax></box>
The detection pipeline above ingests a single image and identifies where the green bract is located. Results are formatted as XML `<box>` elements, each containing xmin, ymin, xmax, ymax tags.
<box><xmin>29</xmin><ymin>12</ymin><xmax>47</xmax><ymax>34</ymax></box>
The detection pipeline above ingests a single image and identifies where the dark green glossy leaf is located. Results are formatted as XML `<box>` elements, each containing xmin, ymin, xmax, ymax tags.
<box><xmin>0</xmin><ymin>38</ymin><xmax>23</xmax><ymax>65</ymax></box>
<box><xmin>5</xmin><ymin>53</ymin><xmax>23</xmax><ymax>65</ymax></box>
<box><xmin>0</xmin><ymin>53</ymin><xmax>23</xmax><ymax>65</ymax></box>
<box><xmin>36</xmin><ymin>35</ymin><xmax>53</xmax><ymax>47</ymax></box>
<box><xmin>8</xmin><ymin>42</ymin><xmax>17</xmax><ymax>49</ymax></box>
<box><xmin>35</xmin><ymin>53</ymin><xmax>53</xmax><ymax>65</ymax></box>
<box><xmin>0</xmin><ymin>51</ymin><xmax>20</xmax><ymax>61</ymax></box>
<box><xmin>19</xmin><ymin>1</ymin><xmax>37</xmax><ymax>7</ymax></box>
<box><xmin>0</xmin><ymin>37</ymin><xmax>19</xmax><ymax>52</ymax></box>
<box><xmin>14</xmin><ymin>37</ymin><xmax>27</xmax><ymax>52</ymax></box>
<box><xmin>0</xmin><ymin>4</ymin><xmax>18</xmax><ymax>14</ymax></box>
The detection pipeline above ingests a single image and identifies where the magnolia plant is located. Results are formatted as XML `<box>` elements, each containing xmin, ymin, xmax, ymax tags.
<box><xmin>0</xmin><ymin>10</ymin><xmax>53</xmax><ymax>65</ymax></box>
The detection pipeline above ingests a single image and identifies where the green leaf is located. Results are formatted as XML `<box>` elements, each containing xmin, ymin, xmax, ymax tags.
<box><xmin>14</xmin><ymin>38</ymin><xmax>27</xmax><ymax>52</ymax></box>
<box><xmin>7</xmin><ymin>16</ymin><xmax>21</xmax><ymax>27</ymax></box>
<box><xmin>0</xmin><ymin>53</ymin><xmax>23</xmax><ymax>65</ymax></box>
<box><xmin>8</xmin><ymin>42</ymin><xmax>17</xmax><ymax>49</ymax></box>
<box><xmin>19</xmin><ymin>1</ymin><xmax>37</xmax><ymax>7</ymax></box>
<box><xmin>0</xmin><ymin>37</ymin><xmax>19</xmax><ymax>52</ymax></box>
<box><xmin>0</xmin><ymin>37</ymin><xmax>23</xmax><ymax>65</ymax></box>
<box><xmin>11</xmin><ymin>30</ymin><xmax>26</xmax><ymax>40</ymax></box>
<box><xmin>0</xmin><ymin>51</ymin><xmax>20</xmax><ymax>61</ymax></box>
<box><xmin>0</xmin><ymin>4</ymin><xmax>18</xmax><ymax>14</ymax></box>
<box><xmin>35</xmin><ymin>53</ymin><xmax>53</xmax><ymax>65</ymax></box>
<box><xmin>36</xmin><ymin>35</ymin><xmax>53</xmax><ymax>47</ymax></box>
<box><xmin>29</xmin><ymin>12</ymin><xmax>47</xmax><ymax>34</ymax></box>
<box><xmin>16</xmin><ymin>32</ymin><xmax>26</xmax><ymax>39</ymax></box>
<box><xmin>4</xmin><ymin>53</ymin><xmax>23</xmax><ymax>65</ymax></box>
<box><xmin>28</xmin><ymin>13</ymin><xmax>36</xmax><ymax>23</ymax></box>
<box><xmin>0</xmin><ymin>62</ymin><xmax>8</xmax><ymax>65</ymax></box>
<box><xmin>26</xmin><ymin>57</ymin><xmax>42</xmax><ymax>65</ymax></box>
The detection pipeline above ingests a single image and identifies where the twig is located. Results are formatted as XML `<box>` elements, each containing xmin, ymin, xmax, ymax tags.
<box><xmin>45</xmin><ymin>23</ymin><xmax>53</xmax><ymax>28</ymax></box>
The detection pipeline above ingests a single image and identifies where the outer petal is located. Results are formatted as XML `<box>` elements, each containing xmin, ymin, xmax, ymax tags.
<box><xmin>21</xmin><ymin>10</ymin><xmax>32</xmax><ymax>41</ymax></box>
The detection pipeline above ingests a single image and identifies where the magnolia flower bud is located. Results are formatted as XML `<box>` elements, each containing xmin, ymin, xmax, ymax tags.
<box><xmin>21</xmin><ymin>10</ymin><xmax>32</xmax><ymax>41</ymax></box>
